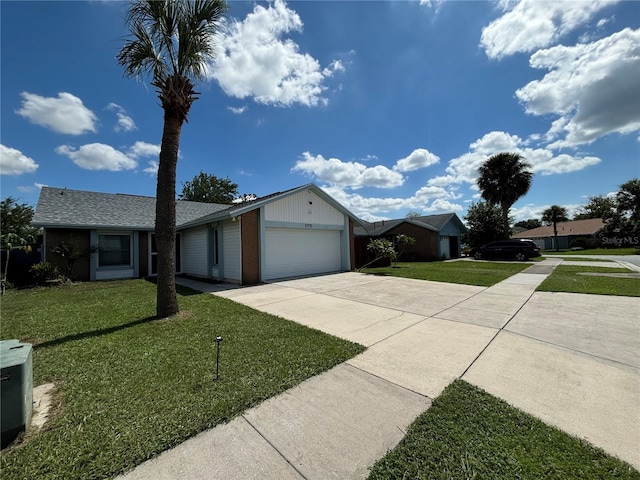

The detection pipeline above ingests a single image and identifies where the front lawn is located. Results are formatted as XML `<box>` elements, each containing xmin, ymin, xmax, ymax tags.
<box><xmin>368</xmin><ymin>380</ymin><xmax>639</xmax><ymax>479</ymax></box>
<box><xmin>360</xmin><ymin>261</ymin><xmax>530</xmax><ymax>287</ymax></box>
<box><xmin>0</xmin><ymin>280</ymin><xmax>364</xmax><ymax>480</ymax></box>
<box><xmin>537</xmin><ymin>265</ymin><xmax>640</xmax><ymax>296</ymax></box>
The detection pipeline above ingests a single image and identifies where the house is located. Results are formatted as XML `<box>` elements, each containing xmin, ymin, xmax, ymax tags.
<box><xmin>353</xmin><ymin>213</ymin><xmax>467</xmax><ymax>267</ymax></box>
<box><xmin>32</xmin><ymin>184</ymin><xmax>362</xmax><ymax>284</ymax></box>
<box><xmin>511</xmin><ymin>218</ymin><xmax>605</xmax><ymax>250</ymax></box>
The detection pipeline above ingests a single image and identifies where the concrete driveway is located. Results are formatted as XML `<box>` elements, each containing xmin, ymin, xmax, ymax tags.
<box><xmin>123</xmin><ymin>265</ymin><xmax>639</xmax><ymax>479</ymax></box>
<box><xmin>213</xmin><ymin>269</ymin><xmax>640</xmax><ymax>471</ymax></box>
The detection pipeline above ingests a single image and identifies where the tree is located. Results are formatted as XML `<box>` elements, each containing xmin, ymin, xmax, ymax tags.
<box><xmin>477</xmin><ymin>152</ymin><xmax>533</xmax><ymax>238</ymax></box>
<box><xmin>462</xmin><ymin>201</ymin><xmax>504</xmax><ymax>248</ymax></box>
<box><xmin>358</xmin><ymin>238</ymin><xmax>396</xmax><ymax>270</ymax></box>
<box><xmin>542</xmin><ymin>205</ymin><xmax>569</xmax><ymax>251</ymax></box>
<box><xmin>405</xmin><ymin>210</ymin><xmax>422</xmax><ymax>219</ymax></box>
<box><xmin>514</xmin><ymin>219</ymin><xmax>542</xmax><ymax>230</ymax></box>
<box><xmin>573</xmin><ymin>195</ymin><xmax>616</xmax><ymax>221</ymax></box>
<box><xmin>179</xmin><ymin>172</ymin><xmax>238</xmax><ymax>204</ymax></box>
<box><xmin>604</xmin><ymin>178</ymin><xmax>640</xmax><ymax>238</ymax></box>
<box><xmin>117</xmin><ymin>0</ymin><xmax>227</xmax><ymax>318</ymax></box>
<box><xmin>1</xmin><ymin>197</ymin><xmax>39</xmax><ymax>287</ymax></box>
<box><xmin>394</xmin><ymin>234</ymin><xmax>416</xmax><ymax>266</ymax></box>
<box><xmin>49</xmin><ymin>241</ymin><xmax>98</xmax><ymax>281</ymax></box>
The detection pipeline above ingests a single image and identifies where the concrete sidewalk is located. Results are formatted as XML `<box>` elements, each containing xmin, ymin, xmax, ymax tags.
<box><xmin>120</xmin><ymin>259</ymin><xmax>639</xmax><ymax>479</ymax></box>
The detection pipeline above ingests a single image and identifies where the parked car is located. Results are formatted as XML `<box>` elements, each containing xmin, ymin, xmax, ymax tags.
<box><xmin>471</xmin><ymin>239</ymin><xmax>541</xmax><ymax>261</ymax></box>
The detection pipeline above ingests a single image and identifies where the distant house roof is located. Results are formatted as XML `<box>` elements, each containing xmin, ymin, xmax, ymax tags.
<box><xmin>354</xmin><ymin>213</ymin><xmax>466</xmax><ymax>237</ymax></box>
<box><xmin>511</xmin><ymin>218</ymin><xmax>605</xmax><ymax>239</ymax></box>
<box><xmin>33</xmin><ymin>184</ymin><xmax>363</xmax><ymax>231</ymax></box>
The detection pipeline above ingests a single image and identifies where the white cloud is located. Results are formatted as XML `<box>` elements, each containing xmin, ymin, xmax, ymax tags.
<box><xmin>143</xmin><ymin>161</ymin><xmax>159</xmax><ymax>176</ymax></box>
<box><xmin>209</xmin><ymin>0</ymin><xmax>343</xmax><ymax>107</ymax></box>
<box><xmin>516</xmin><ymin>28</ymin><xmax>640</xmax><ymax>147</ymax></box>
<box><xmin>228</xmin><ymin>106</ymin><xmax>247</xmax><ymax>114</ymax></box>
<box><xmin>321</xmin><ymin>184</ymin><xmax>462</xmax><ymax>222</ymax></box>
<box><xmin>393</xmin><ymin>148</ymin><xmax>440</xmax><ymax>172</ymax></box>
<box><xmin>292</xmin><ymin>151</ymin><xmax>404</xmax><ymax>189</ymax></box>
<box><xmin>427</xmin><ymin>131</ymin><xmax>601</xmax><ymax>188</ymax></box>
<box><xmin>107</xmin><ymin>103</ymin><xmax>137</xmax><ymax>132</ymax></box>
<box><xmin>56</xmin><ymin>143</ymin><xmax>137</xmax><ymax>171</ymax></box>
<box><xmin>16</xmin><ymin>92</ymin><xmax>97</xmax><ymax>135</ymax></box>
<box><xmin>128</xmin><ymin>141</ymin><xmax>160</xmax><ymax>159</ymax></box>
<box><xmin>481</xmin><ymin>0</ymin><xmax>617</xmax><ymax>59</ymax></box>
<box><xmin>0</xmin><ymin>144</ymin><xmax>39</xmax><ymax>175</ymax></box>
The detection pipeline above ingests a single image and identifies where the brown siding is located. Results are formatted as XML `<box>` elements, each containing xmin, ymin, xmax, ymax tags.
<box><xmin>386</xmin><ymin>224</ymin><xmax>439</xmax><ymax>261</ymax></box>
<box><xmin>45</xmin><ymin>228</ymin><xmax>91</xmax><ymax>281</ymax></box>
<box><xmin>241</xmin><ymin>211</ymin><xmax>260</xmax><ymax>285</ymax></box>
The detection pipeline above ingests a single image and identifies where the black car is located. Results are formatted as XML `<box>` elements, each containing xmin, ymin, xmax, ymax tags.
<box><xmin>472</xmin><ymin>239</ymin><xmax>541</xmax><ymax>261</ymax></box>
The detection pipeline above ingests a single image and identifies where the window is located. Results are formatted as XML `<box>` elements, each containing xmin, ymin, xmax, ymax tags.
<box><xmin>212</xmin><ymin>228</ymin><xmax>219</xmax><ymax>266</ymax></box>
<box><xmin>99</xmin><ymin>234</ymin><xmax>131</xmax><ymax>267</ymax></box>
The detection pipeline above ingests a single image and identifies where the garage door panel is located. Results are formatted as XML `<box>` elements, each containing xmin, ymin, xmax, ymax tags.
<box><xmin>264</xmin><ymin>228</ymin><xmax>341</xmax><ymax>280</ymax></box>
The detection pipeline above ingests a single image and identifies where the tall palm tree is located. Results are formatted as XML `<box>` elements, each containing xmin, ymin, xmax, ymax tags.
<box><xmin>477</xmin><ymin>152</ymin><xmax>533</xmax><ymax>238</ymax></box>
<box><xmin>117</xmin><ymin>0</ymin><xmax>227</xmax><ymax>318</ymax></box>
<box><xmin>542</xmin><ymin>205</ymin><xmax>569</xmax><ymax>251</ymax></box>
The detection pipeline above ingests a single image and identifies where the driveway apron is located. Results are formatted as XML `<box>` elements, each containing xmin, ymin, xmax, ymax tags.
<box><xmin>121</xmin><ymin>261</ymin><xmax>639</xmax><ymax>479</ymax></box>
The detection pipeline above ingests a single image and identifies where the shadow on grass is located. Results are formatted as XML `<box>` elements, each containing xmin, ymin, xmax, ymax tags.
<box><xmin>144</xmin><ymin>277</ymin><xmax>204</xmax><ymax>297</ymax></box>
<box><xmin>33</xmin><ymin>315</ymin><xmax>159</xmax><ymax>350</ymax></box>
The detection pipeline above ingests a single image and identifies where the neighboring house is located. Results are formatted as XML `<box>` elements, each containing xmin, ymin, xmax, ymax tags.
<box><xmin>353</xmin><ymin>213</ymin><xmax>467</xmax><ymax>267</ymax></box>
<box><xmin>32</xmin><ymin>184</ymin><xmax>362</xmax><ymax>284</ymax></box>
<box><xmin>511</xmin><ymin>218</ymin><xmax>605</xmax><ymax>250</ymax></box>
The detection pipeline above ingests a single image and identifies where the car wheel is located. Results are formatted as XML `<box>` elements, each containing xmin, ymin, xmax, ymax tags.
<box><xmin>474</xmin><ymin>252</ymin><xmax>482</xmax><ymax>260</ymax></box>
<box><xmin>515</xmin><ymin>252</ymin><xmax>526</xmax><ymax>261</ymax></box>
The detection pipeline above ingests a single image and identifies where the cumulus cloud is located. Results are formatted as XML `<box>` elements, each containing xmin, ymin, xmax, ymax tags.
<box><xmin>394</xmin><ymin>148</ymin><xmax>440</xmax><ymax>172</ymax></box>
<box><xmin>480</xmin><ymin>0</ymin><xmax>617</xmax><ymax>59</ymax></box>
<box><xmin>209</xmin><ymin>0</ymin><xmax>343</xmax><ymax>107</ymax></box>
<box><xmin>516</xmin><ymin>28</ymin><xmax>640</xmax><ymax>148</ymax></box>
<box><xmin>56</xmin><ymin>143</ymin><xmax>137</xmax><ymax>171</ymax></box>
<box><xmin>107</xmin><ymin>103</ymin><xmax>137</xmax><ymax>132</ymax></box>
<box><xmin>143</xmin><ymin>161</ymin><xmax>159</xmax><ymax>176</ymax></box>
<box><xmin>128</xmin><ymin>141</ymin><xmax>160</xmax><ymax>159</ymax></box>
<box><xmin>427</xmin><ymin>131</ymin><xmax>601</xmax><ymax>188</ymax></box>
<box><xmin>16</xmin><ymin>92</ymin><xmax>97</xmax><ymax>135</ymax></box>
<box><xmin>0</xmin><ymin>145</ymin><xmax>39</xmax><ymax>175</ymax></box>
<box><xmin>292</xmin><ymin>152</ymin><xmax>404</xmax><ymax>189</ymax></box>
<box><xmin>321</xmin><ymin>184</ymin><xmax>461</xmax><ymax>222</ymax></box>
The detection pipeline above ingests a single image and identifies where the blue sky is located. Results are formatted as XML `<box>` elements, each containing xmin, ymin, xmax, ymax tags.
<box><xmin>1</xmin><ymin>0</ymin><xmax>639</xmax><ymax>223</ymax></box>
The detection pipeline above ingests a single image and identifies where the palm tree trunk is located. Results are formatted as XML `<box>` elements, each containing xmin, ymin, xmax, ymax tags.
<box><xmin>155</xmin><ymin>114</ymin><xmax>182</xmax><ymax>318</ymax></box>
<box><xmin>553</xmin><ymin>223</ymin><xmax>559</xmax><ymax>251</ymax></box>
<box><xmin>501</xmin><ymin>207</ymin><xmax>510</xmax><ymax>238</ymax></box>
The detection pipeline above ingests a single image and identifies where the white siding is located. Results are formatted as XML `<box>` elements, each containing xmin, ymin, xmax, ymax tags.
<box><xmin>264</xmin><ymin>189</ymin><xmax>344</xmax><ymax>225</ymax></box>
<box><xmin>181</xmin><ymin>226</ymin><xmax>209</xmax><ymax>277</ymax></box>
<box><xmin>223</xmin><ymin>220</ymin><xmax>241</xmax><ymax>281</ymax></box>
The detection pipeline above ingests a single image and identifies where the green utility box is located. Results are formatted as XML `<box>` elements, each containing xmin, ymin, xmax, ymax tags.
<box><xmin>1</xmin><ymin>339</ymin><xmax>33</xmax><ymax>449</ymax></box>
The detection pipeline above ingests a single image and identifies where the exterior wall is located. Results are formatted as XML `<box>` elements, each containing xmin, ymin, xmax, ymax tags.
<box><xmin>44</xmin><ymin>228</ymin><xmax>91</xmax><ymax>281</ymax></box>
<box><xmin>138</xmin><ymin>232</ymin><xmax>148</xmax><ymax>277</ymax></box>
<box><xmin>386</xmin><ymin>224</ymin><xmax>439</xmax><ymax>261</ymax></box>
<box><xmin>181</xmin><ymin>225</ymin><xmax>209</xmax><ymax>277</ymax></box>
<box><xmin>264</xmin><ymin>189</ymin><xmax>344</xmax><ymax>225</ymax></box>
<box><xmin>222</xmin><ymin>219</ymin><xmax>241</xmax><ymax>282</ymax></box>
<box><xmin>241</xmin><ymin>210</ymin><xmax>260</xmax><ymax>285</ymax></box>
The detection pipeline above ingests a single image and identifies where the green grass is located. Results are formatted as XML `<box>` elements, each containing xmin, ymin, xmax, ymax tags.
<box><xmin>543</xmin><ymin>247</ymin><xmax>639</xmax><ymax>255</ymax></box>
<box><xmin>368</xmin><ymin>380</ymin><xmax>639</xmax><ymax>480</ymax></box>
<box><xmin>537</xmin><ymin>265</ymin><xmax>640</xmax><ymax>296</ymax></box>
<box><xmin>0</xmin><ymin>280</ymin><xmax>364</xmax><ymax>480</ymax></box>
<box><xmin>361</xmin><ymin>261</ymin><xmax>531</xmax><ymax>287</ymax></box>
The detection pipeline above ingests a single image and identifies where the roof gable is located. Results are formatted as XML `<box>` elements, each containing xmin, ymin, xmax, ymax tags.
<box><xmin>354</xmin><ymin>213</ymin><xmax>466</xmax><ymax>237</ymax></box>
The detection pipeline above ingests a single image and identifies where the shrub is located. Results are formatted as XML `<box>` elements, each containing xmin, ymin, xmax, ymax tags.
<box><xmin>30</xmin><ymin>262</ymin><xmax>61</xmax><ymax>285</ymax></box>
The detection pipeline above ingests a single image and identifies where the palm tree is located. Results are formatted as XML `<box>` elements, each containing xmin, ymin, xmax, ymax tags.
<box><xmin>117</xmin><ymin>0</ymin><xmax>227</xmax><ymax>318</ymax></box>
<box><xmin>477</xmin><ymin>152</ymin><xmax>533</xmax><ymax>238</ymax></box>
<box><xmin>542</xmin><ymin>205</ymin><xmax>569</xmax><ymax>251</ymax></box>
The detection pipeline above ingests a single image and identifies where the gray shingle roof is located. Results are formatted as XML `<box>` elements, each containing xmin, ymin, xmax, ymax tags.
<box><xmin>33</xmin><ymin>187</ymin><xmax>228</xmax><ymax>230</ymax></box>
<box><xmin>354</xmin><ymin>213</ymin><xmax>464</xmax><ymax>237</ymax></box>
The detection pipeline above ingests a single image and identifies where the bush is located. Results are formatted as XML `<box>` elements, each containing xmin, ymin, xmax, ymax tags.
<box><xmin>30</xmin><ymin>262</ymin><xmax>61</xmax><ymax>285</ymax></box>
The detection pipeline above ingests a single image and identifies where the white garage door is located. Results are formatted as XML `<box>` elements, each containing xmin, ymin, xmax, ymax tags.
<box><xmin>264</xmin><ymin>228</ymin><xmax>342</xmax><ymax>280</ymax></box>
